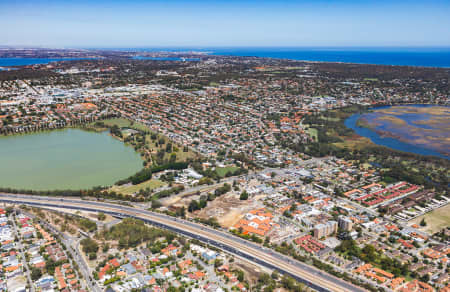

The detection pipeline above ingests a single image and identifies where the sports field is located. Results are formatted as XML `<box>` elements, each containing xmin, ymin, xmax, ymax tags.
<box><xmin>92</xmin><ymin>118</ymin><xmax>150</xmax><ymax>131</ymax></box>
<box><xmin>410</xmin><ymin>204</ymin><xmax>450</xmax><ymax>234</ymax></box>
<box><xmin>216</xmin><ymin>166</ymin><xmax>240</xmax><ymax>177</ymax></box>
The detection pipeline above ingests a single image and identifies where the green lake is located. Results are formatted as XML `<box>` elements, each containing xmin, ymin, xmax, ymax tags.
<box><xmin>0</xmin><ymin>128</ymin><xmax>143</xmax><ymax>190</ymax></box>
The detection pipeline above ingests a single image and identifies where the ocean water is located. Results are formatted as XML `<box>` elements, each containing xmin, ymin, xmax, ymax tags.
<box><xmin>0</xmin><ymin>67</ymin><xmax>17</xmax><ymax>71</ymax></box>
<box><xmin>3</xmin><ymin>48</ymin><xmax>450</xmax><ymax>67</ymax></box>
<box><xmin>112</xmin><ymin>47</ymin><xmax>450</xmax><ymax>67</ymax></box>
<box><xmin>209</xmin><ymin>47</ymin><xmax>450</xmax><ymax>68</ymax></box>
<box><xmin>0</xmin><ymin>57</ymin><xmax>92</xmax><ymax>67</ymax></box>
<box><xmin>132</xmin><ymin>56</ymin><xmax>200</xmax><ymax>61</ymax></box>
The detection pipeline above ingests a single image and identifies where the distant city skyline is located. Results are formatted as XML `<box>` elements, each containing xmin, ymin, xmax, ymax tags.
<box><xmin>1</xmin><ymin>0</ymin><xmax>450</xmax><ymax>47</ymax></box>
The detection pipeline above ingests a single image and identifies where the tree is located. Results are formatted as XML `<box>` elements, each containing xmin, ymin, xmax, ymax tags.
<box><xmin>281</xmin><ymin>275</ymin><xmax>296</xmax><ymax>290</ymax></box>
<box><xmin>45</xmin><ymin>257</ymin><xmax>57</xmax><ymax>275</ymax></box>
<box><xmin>235</xmin><ymin>269</ymin><xmax>244</xmax><ymax>282</ymax></box>
<box><xmin>239</xmin><ymin>191</ymin><xmax>249</xmax><ymax>200</ymax></box>
<box><xmin>258</xmin><ymin>273</ymin><xmax>272</xmax><ymax>285</ymax></box>
<box><xmin>283</xmin><ymin>210</ymin><xmax>293</xmax><ymax>218</ymax></box>
<box><xmin>420</xmin><ymin>274</ymin><xmax>430</xmax><ymax>283</ymax></box>
<box><xmin>167</xmin><ymin>287</ymin><xmax>177</xmax><ymax>292</ymax></box>
<box><xmin>166</xmin><ymin>142</ymin><xmax>173</xmax><ymax>153</ymax></box>
<box><xmin>188</xmin><ymin>200</ymin><xmax>199</xmax><ymax>212</ymax></box>
<box><xmin>31</xmin><ymin>267</ymin><xmax>42</xmax><ymax>281</ymax></box>
<box><xmin>151</xmin><ymin>200</ymin><xmax>162</xmax><ymax>209</ymax></box>
<box><xmin>80</xmin><ymin>238</ymin><xmax>99</xmax><ymax>254</ymax></box>
<box><xmin>214</xmin><ymin>183</ymin><xmax>231</xmax><ymax>196</ymax></box>
<box><xmin>97</xmin><ymin>212</ymin><xmax>106</xmax><ymax>221</ymax></box>
<box><xmin>109</xmin><ymin>125</ymin><xmax>122</xmax><ymax>138</ymax></box>
<box><xmin>420</xmin><ymin>218</ymin><xmax>427</xmax><ymax>226</ymax></box>
<box><xmin>290</xmin><ymin>204</ymin><xmax>297</xmax><ymax>212</ymax></box>
<box><xmin>214</xmin><ymin>259</ymin><xmax>223</xmax><ymax>268</ymax></box>
<box><xmin>176</xmin><ymin>206</ymin><xmax>186</xmax><ymax>218</ymax></box>
<box><xmin>361</xmin><ymin>244</ymin><xmax>377</xmax><ymax>262</ymax></box>
<box><xmin>198</xmin><ymin>199</ymin><xmax>207</xmax><ymax>209</ymax></box>
<box><xmin>271</xmin><ymin>270</ymin><xmax>279</xmax><ymax>280</ymax></box>
<box><xmin>169</xmin><ymin>153</ymin><xmax>177</xmax><ymax>163</ymax></box>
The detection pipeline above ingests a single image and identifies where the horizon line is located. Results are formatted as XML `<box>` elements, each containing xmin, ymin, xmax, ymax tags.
<box><xmin>2</xmin><ymin>45</ymin><xmax>450</xmax><ymax>51</ymax></box>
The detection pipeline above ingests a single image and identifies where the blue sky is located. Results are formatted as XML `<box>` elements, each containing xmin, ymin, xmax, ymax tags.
<box><xmin>1</xmin><ymin>0</ymin><xmax>450</xmax><ymax>47</ymax></box>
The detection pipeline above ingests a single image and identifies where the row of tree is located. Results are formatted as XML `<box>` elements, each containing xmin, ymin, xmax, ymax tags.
<box><xmin>116</xmin><ymin>161</ymin><xmax>189</xmax><ymax>185</ymax></box>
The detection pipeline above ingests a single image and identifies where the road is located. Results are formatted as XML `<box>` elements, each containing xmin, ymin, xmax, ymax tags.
<box><xmin>160</xmin><ymin>157</ymin><xmax>326</xmax><ymax>204</ymax></box>
<box><xmin>11</xmin><ymin>211</ymin><xmax>35</xmax><ymax>292</ymax></box>
<box><xmin>1</xmin><ymin>193</ymin><xmax>366</xmax><ymax>292</ymax></box>
<box><xmin>339</xmin><ymin>197</ymin><xmax>379</xmax><ymax>217</ymax></box>
<box><xmin>158</xmin><ymin>174</ymin><xmax>243</xmax><ymax>205</ymax></box>
<box><xmin>19</xmin><ymin>210</ymin><xmax>100</xmax><ymax>292</ymax></box>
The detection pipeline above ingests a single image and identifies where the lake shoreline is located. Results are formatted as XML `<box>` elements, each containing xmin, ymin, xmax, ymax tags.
<box><xmin>345</xmin><ymin>104</ymin><xmax>450</xmax><ymax>160</ymax></box>
<box><xmin>0</xmin><ymin>128</ymin><xmax>143</xmax><ymax>190</ymax></box>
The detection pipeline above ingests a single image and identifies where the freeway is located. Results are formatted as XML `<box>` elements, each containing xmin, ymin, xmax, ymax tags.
<box><xmin>0</xmin><ymin>193</ymin><xmax>366</xmax><ymax>292</ymax></box>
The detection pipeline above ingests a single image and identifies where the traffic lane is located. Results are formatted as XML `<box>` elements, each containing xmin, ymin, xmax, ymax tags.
<box><xmin>3</xmin><ymin>194</ymin><xmax>340</xmax><ymax>279</ymax></box>
<box><xmin>0</xmin><ymin>196</ymin><xmax>365</xmax><ymax>292</ymax></box>
<box><xmin>2</xmin><ymin>196</ymin><xmax>364</xmax><ymax>292</ymax></box>
<box><xmin>146</xmin><ymin>218</ymin><xmax>330</xmax><ymax>292</ymax></box>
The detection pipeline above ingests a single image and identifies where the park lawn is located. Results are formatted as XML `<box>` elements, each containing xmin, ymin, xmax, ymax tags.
<box><xmin>85</xmin><ymin>118</ymin><xmax>149</xmax><ymax>132</ymax></box>
<box><xmin>109</xmin><ymin>179</ymin><xmax>166</xmax><ymax>196</ymax></box>
<box><xmin>304</xmin><ymin>117</ymin><xmax>374</xmax><ymax>151</ymax></box>
<box><xmin>145</xmin><ymin>135</ymin><xmax>197</xmax><ymax>163</ymax></box>
<box><xmin>99</xmin><ymin>118</ymin><xmax>149</xmax><ymax>131</ymax></box>
<box><xmin>361</xmin><ymin>163</ymin><xmax>372</xmax><ymax>169</ymax></box>
<box><xmin>305</xmin><ymin>127</ymin><xmax>318</xmax><ymax>141</ymax></box>
<box><xmin>410</xmin><ymin>204</ymin><xmax>450</xmax><ymax>234</ymax></box>
<box><xmin>320</xmin><ymin>116</ymin><xmax>340</xmax><ymax>122</ymax></box>
<box><xmin>216</xmin><ymin>166</ymin><xmax>240</xmax><ymax>177</ymax></box>
<box><xmin>90</xmin><ymin>118</ymin><xmax>199</xmax><ymax>163</ymax></box>
<box><xmin>333</xmin><ymin>136</ymin><xmax>374</xmax><ymax>151</ymax></box>
<box><xmin>173</xmin><ymin>147</ymin><xmax>197</xmax><ymax>161</ymax></box>
<box><xmin>285</xmin><ymin>66</ymin><xmax>308</xmax><ymax>70</ymax></box>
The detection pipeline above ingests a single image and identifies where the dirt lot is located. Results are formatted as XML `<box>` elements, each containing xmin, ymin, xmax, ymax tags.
<box><xmin>194</xmin><ymin>192</ymin><xmax>265</xmax><ymax>228</ymax></box>
<box><xmin>231</xmin><ymin>259</ymin><xmax>269</xmax><ymax>285</ymax></box>
<box><xmin>161</xmin><ymin>185</ymin><xmax>219</xmax><ymax>207</ymax></box>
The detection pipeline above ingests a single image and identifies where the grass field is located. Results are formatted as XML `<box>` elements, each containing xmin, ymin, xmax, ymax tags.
<box><xmin>305</xmin><ymin>127</ymin><xmax>318</xmax><ymax>141</ymax></box>
<box><xmin>89</xmin><ymin>118</ymin><xmax>198</xmax><ymax>163</ymax></box>
<box><xmin>109</xmin><ymin>179</ymin><xmax>166</xmax><ymax>195</ymax></box>
<box><xmin>410</xmin><ymin>204</ymin><xmax>450</xmax><ymax>234</ymax></box>
<box><xmin>320</xmin><ymin>116</ymin><xmax>340</xmax><ymax>122</ymax></box>
<box><xmin>333</xmin><ymin>136</ymin><xmax>374</xmax><ymax>150</ymax></box>
<box><xmin>216</xmin><ymin>166</ymin><xmax>239</xmax><ymax>177</ymax></box>
<box><xmin>95</xmin><ymin>118</ymin><xmax>150</xmax><ymax>131</ymax></box>
<box><xmin>144</xmin><ymin>135</ymin><xmax>197</xmax><ymax>162</ymax></box>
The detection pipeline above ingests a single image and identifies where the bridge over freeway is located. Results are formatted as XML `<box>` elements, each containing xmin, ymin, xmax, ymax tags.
<box><xmin>0</xmin><ymin>193</ymin><xmax>366</xmax><ymax>292</ymax></box>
